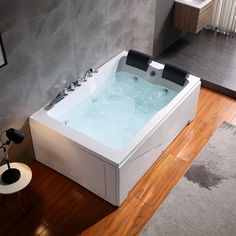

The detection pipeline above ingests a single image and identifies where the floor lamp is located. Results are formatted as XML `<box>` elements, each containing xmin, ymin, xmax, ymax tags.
<box><xmin>0</xmin><ymin>128</ymin><xmax>24</xmax><ymax>184</ymax></box>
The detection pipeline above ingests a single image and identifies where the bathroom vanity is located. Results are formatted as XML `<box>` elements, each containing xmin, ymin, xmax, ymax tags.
<box><xmin>173</xmin><ymin>0</ymin><xmax>215</xmax><ymax>33</ymax></box>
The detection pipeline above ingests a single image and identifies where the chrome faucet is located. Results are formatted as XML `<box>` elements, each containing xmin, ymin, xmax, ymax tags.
<box><xmin>44</xmin><ymin>89</ymin><xmax>68</xmax><ymax>111</ymax></box>
<box><xmin>88</xmin><ymin>67</ymin><xmax>98</xmax><ymax>74</ymax></box>
<box><xmin>44</xmin><ymin>68</ymin><xmax>99</xmax><ymax>111</ymax></box>
<box><xmin>68</xmin><ymin>83</ymin><xmax>75</xmax><ymax>91</ymax></box>
<box><xmin>73</xmin><ymin>80</ymin><xmax>81</xmax><ymax>87</ymax></box>
<box><xmin>82</xmin><ymin>68</ymin><xmax>98</xmax><ymax>82</ymax></box>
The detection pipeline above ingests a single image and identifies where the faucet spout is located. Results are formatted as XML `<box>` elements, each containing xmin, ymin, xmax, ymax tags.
<box><xmin>44</xmin><ymin>92</ymin><xmax>66</xmax><ymax>111</ymax></box>
<box><xmin>82</xmin><ymin>68</ymin><xmax>98</xmax><ymax>81</ymax></box>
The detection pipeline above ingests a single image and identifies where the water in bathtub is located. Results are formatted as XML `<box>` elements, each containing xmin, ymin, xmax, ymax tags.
<box><xmin>59</xmin><ymin>71</ymin><xmax>178</xmax><ymax>149</ymax></box>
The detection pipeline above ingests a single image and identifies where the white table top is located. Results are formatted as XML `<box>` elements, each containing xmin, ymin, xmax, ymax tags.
<box><xmin>0</xmin><ymin>162</ymin><xmax>32</xmax><ymax>194</ymax></box>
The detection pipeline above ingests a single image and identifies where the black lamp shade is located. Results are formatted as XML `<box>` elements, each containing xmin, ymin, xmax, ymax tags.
<box><xmin>6</xmin><ymin>128</ymin><xmax>24</xmax><ymax>144</ymax></box>
<box><xmin>1</xmin><ymin>168</ymin><xmax>21</xmax><ymax>184</ymax></box>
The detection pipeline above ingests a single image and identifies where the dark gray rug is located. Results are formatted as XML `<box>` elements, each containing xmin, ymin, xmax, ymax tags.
<box><xmin>141</xmin><ymin>122</ymin><xmax>236</xmax><ymax>236</ymax></box>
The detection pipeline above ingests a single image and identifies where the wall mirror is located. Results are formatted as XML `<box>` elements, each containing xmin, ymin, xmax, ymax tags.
<box><xmin>0</xmin><ymin>33</ymin><xmax>7</xmax><ymax>68</ymax></box>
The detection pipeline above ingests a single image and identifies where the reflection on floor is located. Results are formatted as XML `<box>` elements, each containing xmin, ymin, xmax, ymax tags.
<box><xmin>157</xmin><ymin>30</ymin><xmax>236</xmax><ymax>98</ymax></box>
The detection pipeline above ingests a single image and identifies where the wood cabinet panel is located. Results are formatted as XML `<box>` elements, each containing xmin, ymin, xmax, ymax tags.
<box><xmin>173</xmin><ymin>0</ymin><xmax>214</xmax><ymax>34</ymax></box>
<box><xmin>196</xmin><ymin>5</ymin><xmax>214</xmax><ymax>33</ymax></box>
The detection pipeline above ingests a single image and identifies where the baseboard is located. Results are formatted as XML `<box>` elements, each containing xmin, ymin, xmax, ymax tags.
<box><xmin>201</xmin><ymin>79</ymin><xmax>236</xmax><ymax>99</ymax></box>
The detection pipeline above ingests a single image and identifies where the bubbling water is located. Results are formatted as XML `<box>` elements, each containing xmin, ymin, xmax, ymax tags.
<box><xmin>59</xmin><ymin>71</ymin><xmax>178</xmax><ymax>149</ymax></box>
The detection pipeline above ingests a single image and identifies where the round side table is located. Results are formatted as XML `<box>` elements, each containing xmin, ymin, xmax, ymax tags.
<box><xmin>0</xmin><ymin>162</ymin><xmax>32</xmax><ymax>213</ymax></box>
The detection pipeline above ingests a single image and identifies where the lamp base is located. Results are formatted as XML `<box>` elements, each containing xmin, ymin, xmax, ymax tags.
<box><xmin>1</xmin><ymin>168</ymin><xmax>21</xmax><ymax>184</ymax></box>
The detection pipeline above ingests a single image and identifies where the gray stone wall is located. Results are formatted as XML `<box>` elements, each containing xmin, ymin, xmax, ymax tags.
<box><xmin>0</xmin><ymin>0</ymin><xmax>156</xmax><ymax>163</ymax></box>
<box><xmin>153</xmin><ymin>0</ymin><xmax>184</xmax><ymax>57</ymax></box>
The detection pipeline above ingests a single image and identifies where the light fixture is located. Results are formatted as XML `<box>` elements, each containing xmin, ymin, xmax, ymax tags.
<box><xmin>0</xmin><ymin>128</ymin><xmax>24</xmax><ymax>184</ymax></box>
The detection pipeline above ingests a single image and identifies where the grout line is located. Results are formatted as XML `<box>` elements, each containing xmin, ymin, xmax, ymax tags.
<box><xmin>70</xmin><ymin>0</ymin><xmax>79</xmax><ymax>81</ymax></box>
<box><xmin>104</xmin><ymin>0</ymin><xmax>108</xmax><ymax>61</ymax></box>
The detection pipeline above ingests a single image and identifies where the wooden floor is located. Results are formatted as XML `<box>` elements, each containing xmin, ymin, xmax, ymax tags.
<box><xmin>1</xmin><ymin>88</ymin><xmax>236</xmax><ymax>236</ymax></box>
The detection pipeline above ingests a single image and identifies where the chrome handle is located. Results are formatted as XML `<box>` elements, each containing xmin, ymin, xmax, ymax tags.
<box><xmin>73</xmin><ymin>80</ymin><xmax>81</xmax><ymax>87</ymax></box>
<box><xmin>68</xmin><ymin>83</ymin><xmax>75</xmax><ymax>91</ymax></box>
<box><xmin>63</xmin><ymin>88</ymin><xmax>69</xmax><ymax>95</ymax></box>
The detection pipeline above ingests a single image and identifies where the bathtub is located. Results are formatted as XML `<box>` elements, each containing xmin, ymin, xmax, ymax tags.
<box><xmin>30</xmin><ymin>51</ymin><xmax>201</xmax><ymax>206</ymax></box>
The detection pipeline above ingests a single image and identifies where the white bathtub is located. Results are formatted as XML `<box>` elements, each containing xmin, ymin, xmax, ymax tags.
<box><xmin>30</xmin><ymin>51</ymin><xmax>201</xmax><ymax>206</ymax></box>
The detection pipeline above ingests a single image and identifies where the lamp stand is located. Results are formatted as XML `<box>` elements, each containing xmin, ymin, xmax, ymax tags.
<box><xmin>1</xmin><ymin>147</ymin><xmax>21</xmax><ymax>184</ymax></box>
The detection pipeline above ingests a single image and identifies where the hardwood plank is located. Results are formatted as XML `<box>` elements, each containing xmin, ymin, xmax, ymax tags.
<box><xmin>29</xmin><ymin>163</ymin><xmax>116</xmax><ymax>235</ymax></box>
<box><xmin>164</xmin><ymin>118</ymin><xmax>216</xmax><ymax>162</ymax></box>
<box><xmin>231</xmin><ymin>115</ymin><xmax>236</xmax><ymax>125</ymax></box>
<box><xmin>29</xmin><ymin>162</ymin><xmax>82</xmax><ymax>222</ymax></box>
<box><xmin>81</xmin><ymin>197</ymin><xmax>153</xmax><ymax>236</ymax></box>
<box><xmin>133</xmin><ymin>154</ymin><xmax>188</xmax><ymax>207</ymax></box>
<box><xmin>224</xmin><ymin>100</ymin><xmax>236</xmax><ymax>124</ymax></box>
<box><xmin>46</xmin><ymin>190</ymin><xmax>115</xmax><ymax>235</ymax></box>
<box><xmin>196</xmin><ymin>87</ymin><xmax>209</xmax><ymax>112</ymax></box>
<box><xmin>196</xmin><ymin>91</ymin><xmax>235</xmax><ymax>127</ymax></box>
<box><xmin>128</xmin><ymin>153</ymin><xmax>182</xmax><ymax>199</ymax></box>
<box><xmin>176</xmin><ymin>118</ymin><xmax>216</xmax><ymax>161</ymax></box>
<box><xmin>0</xmin><ymin>198</ymin><xmax>47</xmax><ymax>236</ymax></box>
